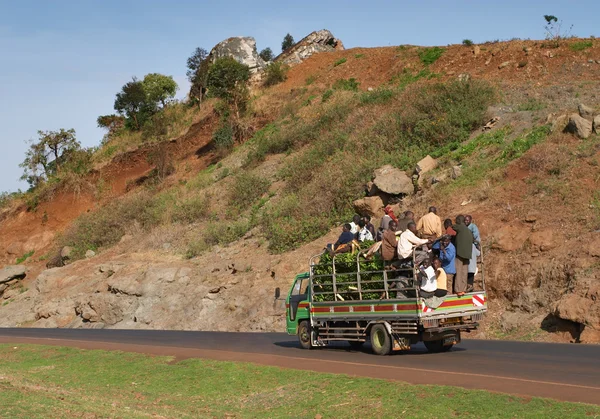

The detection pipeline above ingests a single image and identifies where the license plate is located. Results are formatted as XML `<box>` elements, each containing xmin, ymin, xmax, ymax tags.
<box><xmin>443</xmin><ymin>336</ymin><xmax>457</xmax><ymax>345</ymax></box>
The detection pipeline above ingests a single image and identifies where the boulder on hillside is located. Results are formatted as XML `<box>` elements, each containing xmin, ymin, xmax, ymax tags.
<box><xmin>565</xmin><ymin>114</ymin><xmax>592</xmax><ymax>139</ymax></box>
<box><xmin>0</xmin><ymin>265</ymin><xmax>26</xmax><ymax>284</ymax></box>
<box><xmin>416</xmin><ymin>155</ymin><xmax>437</xmax><ymax>175</ymax></box>
<box><xmin>208</xmin><ymin>37</ymin><xmax>266</xmax><ymax>74</ymax></box>
<box><xmin>490</xmin><ymin>224</ymin><xmax>529</xmax><ymax>252</ymax></box>
<box><xmin>275</xmin><ymin>29</ymin><xmax>344</xmax><ymax>66</ymax></box>
<box><xmin>373</xmin><ymin>165</ymin><xmax>413</xmax><ymax>196</ymax></box>
<box><xmin>554</xmin><ymin>294</ymin><xmax>598</xmax><ymax>326</ymax></box>
<box><xmin>353</xmin><ymin>196</ymin><xmax>384</xmax><ymax>217</ymax></box>
<box><xmin>594</xmin><ymin>115</ymin><xmax>600</xmax><ymax>134</ymax></box>
<box><xmin>578</xmin><ymin>103</ymin><xmax>595</xmax><ymax>121</ymax></box>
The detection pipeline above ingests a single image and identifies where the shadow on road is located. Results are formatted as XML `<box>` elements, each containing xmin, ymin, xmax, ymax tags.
<box><xmin>273</xmin><ymin>341</ymin><xmax>467</xmax><ymax>356</ymax></box>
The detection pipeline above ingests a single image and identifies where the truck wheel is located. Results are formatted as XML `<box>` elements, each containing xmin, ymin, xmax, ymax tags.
<box><xmin>424</xmin><ymin>340</ymin><xmax>453</xmax><ymax>353</ymax></box>
<box><xmin>370</xmin><ymin>324</ymin><xmax>392</xmax><ymax>355</ymax></box>
<box><xmin>297</xmin><ymin>320</ymin><xmax>312</xmax><ymax>350</ymax></box>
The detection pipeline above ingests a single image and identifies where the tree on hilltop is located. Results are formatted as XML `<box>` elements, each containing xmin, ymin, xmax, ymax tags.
<box><xmin>259</xmin><ymin>47</ymin><xmax>274</xmax><ymax>62</ymax></box>
<box><xmin>206</xmin><ymin>57</ymin><xmax>251</xmax><ymax>117</ymax></box>
<box><xmin>281</xmin><ymin>33</ymin><xmax>295</xmax><ymax>52</ymax></box>
<box><xmin>186</xmin><ymin>47</ymin><xmax>209</xmax><ymax>82</ymax></box>
<box><xmin>187</xmin><ymin>47</ymin><xmax>210</xmax><ymax>105</ymax></box>
<box><xmin>20</xmin><ymin>128</ymin><xmax>80</xmax><ymax>187</ymax></box>
<box><xmin>142</xmin><ymin>73</ymin><xmax>178</xmax><ymax>108</ymax></box>
<box><xmin>114</xmin><ymin>77</ymin><xmax>148</xmax><ymax>130</ymax></box>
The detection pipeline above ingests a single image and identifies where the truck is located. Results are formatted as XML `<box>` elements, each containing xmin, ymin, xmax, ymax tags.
<box><xmin>276</xmin><ymin>248</ymin><xmax>487</xmax><ymax>355</ymax></box>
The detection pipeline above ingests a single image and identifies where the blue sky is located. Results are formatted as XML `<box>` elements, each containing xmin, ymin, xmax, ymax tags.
<box><xmin>0</xmin><ymin>0</ymin><xmax>598</xmax><ymax>192</ymax></box>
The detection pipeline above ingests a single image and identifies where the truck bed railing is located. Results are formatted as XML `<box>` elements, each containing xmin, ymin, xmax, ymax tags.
<box><xmin>309</xmin><ymin>244</ymin><xmax>487</xmax><ymax>303</ymax></box>
<box><xmin>309</xmin><ymin>250</ymin><xmax>420</xmax><ymax>302</ymax></box>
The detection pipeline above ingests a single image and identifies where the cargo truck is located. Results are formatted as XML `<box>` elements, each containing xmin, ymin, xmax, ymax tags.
<box><xmin>276</xmin><ymin>249</ymin><xmax>487</xmax><ymax>355</ymax></box>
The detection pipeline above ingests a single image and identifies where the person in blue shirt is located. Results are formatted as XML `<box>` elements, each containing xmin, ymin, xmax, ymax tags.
<box><xmin>326</xmin><ymin>224</ymin><xmax>355</xmax><ymax>256</ymax></box>
<box><xmin>465</xmin><ymin>215</ymin><xmax>480</xmax><ymax>247</ymax></box>
<box><xmin>432</xmin><ymin>235</ymin><xmax>456</xmax><ymax>294</ymax></box>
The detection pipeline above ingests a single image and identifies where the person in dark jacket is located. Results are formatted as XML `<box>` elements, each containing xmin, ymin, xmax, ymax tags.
<box><xmin>326</xmin><ymin>223</ymin><xmax>355</xmax><ymax>256</ymax></box>
<box><xmin>452</xmin><ymin>215</ymin><xmax>474</xmax><ymax>296</ymax></box>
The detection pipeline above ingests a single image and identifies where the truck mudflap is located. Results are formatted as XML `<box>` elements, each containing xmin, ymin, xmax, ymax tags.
<box><xmin>392</xmin><ymin>334</ymin><xmax>411</xmax><ymax>351</ymax></box>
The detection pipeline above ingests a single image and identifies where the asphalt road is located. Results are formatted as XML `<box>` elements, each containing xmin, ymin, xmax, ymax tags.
<box><xmin>0</xmin><ymin>328</ymin><xmax>599</xmax><ymax>405</ymax></box>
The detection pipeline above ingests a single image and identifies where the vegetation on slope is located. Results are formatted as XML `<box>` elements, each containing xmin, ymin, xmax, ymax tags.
<box><xmin>57</xmin><ymin>74</ymin><xmax>495</xmax><ymax>258</ymax></box>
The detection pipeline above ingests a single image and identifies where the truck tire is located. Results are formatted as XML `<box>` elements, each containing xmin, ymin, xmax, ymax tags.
<box><xmin>370</xmin><ymin>324</ymin><xmax>392</xmax><ymax>355</ymax></box>
<box><xmin>297</xmin><ymin>320</ymin><xmax>312</xmax><ymax>350</ymax></box>
<box><xmin>424</xmin><ymin>339</ymin><xmax>453</xmax><ymax>353</ymax></box>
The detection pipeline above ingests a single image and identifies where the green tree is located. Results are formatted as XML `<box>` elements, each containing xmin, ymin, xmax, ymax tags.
<box><xmin>142</xmin><ymin>73</ymin><xmax>178</xmax><ymax>108</ymax></box>
<box><xmin>114</xmin><ymin>77</ymin><xmax>148</xmax><ymax>130</ymax></box>
<box><xmin>186</xmin><ymin>47</ymin><xmax>209</xmax><ymax>82</ymax></box>
<box><xmin>97</xmin><ymin>114</ymin><xmax>125</xmax><ymax>145</ymax></box>
<box><xmin>206</xmin><ymin>57</ymin><xmax>251</xmax><ymax>117</ymax></box>
<box><xmin>97</xmin><ymin>114</ymin><xmax>125</xmax><ymax>132</ymax></box>
<box><xmin>187</xmin><ymin>47</ymin><xmax>210</xmax><ymax>105</ymax></box>
<box><xmin>259</xmin><ymin>47</ymin><xmax>274</xmax><ymax>62</ymax></box>
<box><xmin>20</xmin><ymin>128</ymin><xmax>80</xmax><ymax>186</ymax></box>
<box><xmin>281</xmin><ymin>33</ymin><xmax>295</xmax><ymax>51</ymax></box>
<box><xmin>263</xmin><ymin>62</ymin><xmax>288</xmax><ymax>86</ymax></box>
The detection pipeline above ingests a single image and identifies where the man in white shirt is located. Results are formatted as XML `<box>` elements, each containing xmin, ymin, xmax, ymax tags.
<box><xmin>349</xmin><ymin>214</ymin><xmax>361</xmax><ymax>235</ymax></box>
<box><xmin>357</xmin><ymin>220</ymin><xmax>373</xmax><ymax>242</ymax></box>
<box><xmin>398</xmin><ymin>221</ymin><xmax>431</xmax><ymax>265</ymax></box>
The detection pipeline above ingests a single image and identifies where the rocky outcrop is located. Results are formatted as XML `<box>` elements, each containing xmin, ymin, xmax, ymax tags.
<box><xmin>373</xmin><ymin>165</ymin><xmax>413</xmax><ymax>196</ymax></box>
<box><xmin>208</xmin><ymin>37</ymin><xmax>266</xmax><ymax>74</ymax></box>
<box><xmin>275</xmin><ymin>29</ymin><xmax>344</xmax><ymax>66</ymax></box>
<box><xmin>353</xmin><ymin>196</ymin><xmax>384</xmax><ymax>217</ymax></box>
<box><xmin>594</xmin><ymin>115</ymin><xmax>600</xmax><ymax>134</ymax></box>
<box><xmin>565</xmin><ymin>114</ymin><xmax>592</xmax><ymax>139</ymax></box>
<box><xmin>578</xmin><ymin>103</ymin><xmax>594</xmax><ymax>121</ymax></box>
<box><xmin>0</xmin><ymin>265</ymin><xmax>26</xmax><ymax>284</ymax></box>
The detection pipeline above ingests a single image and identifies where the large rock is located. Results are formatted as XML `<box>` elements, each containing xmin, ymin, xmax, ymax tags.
<box><xmin>208</xmin><ymin>37</ymin><xmax>266</xmax><ymax>74</ymax></box>
<box><xmin>373</xmin><ymin>165</ymin><xmax>413</xmax><ymax>195</ymax></box>
<box><xmin>565</xmin><ymin>114</ymin><xmax>592</xmax><ymax>139</ymax></box>
<box><xmin>0</xmin><ymin>265</ymin><xmax>26</xmax><ymax>284</ymax></box>
<box><xmin>578</xmin><ymin>103</ymin><xmax>595</xmax><ymax>121</ymax></box>
<box><xmin>594</xmin><ymin>115</ymin><xmax>600</xmax><ymax>134</ymax></box>
<box><xmin>275</xmin><ymin>29</ymin><xmax>344</xmax><ymax>66</ymax></box>
<box><xmin>353</xmin><ymin>196</ymin><xmax>384</xmax><ymax>217</ymax></box>
<box><xmin>490</xmin><ymin>224</ymin><xmax>529</xmax><ymax>252</ymax></box>
<box><xmin>416</xmin><ymin>155</ymin><xmax>437</xmax><ymax>175</ymax></box>
<box><xmin>554</xmin><ymin>294</ymin><xmax>593</xmax><ymax>325</ymax></box>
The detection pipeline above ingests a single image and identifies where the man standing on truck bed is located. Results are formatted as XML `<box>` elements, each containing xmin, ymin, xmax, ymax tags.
<box><xmin>465</xmin><ymin>215</ymin><xmax>481</xmax><ymax>247</ymax></box>
<box><xmin>381</xmin><ymin>220</ymin><xmax>399</xmax><ymax>261</ymax></box>
<box><xmin>398</xmin><ymin>222</ymin><xmax>430</xmax><ymax>265</ymax></box>
<box><xmin>417</xmin><ymin>206</ymin><xmax>443</xmax><ymax>239</ymax></box>
<box><xmin>453</xmin><ymin>215</ymin><xmax>474</xmax><ymax>296</ymax></box>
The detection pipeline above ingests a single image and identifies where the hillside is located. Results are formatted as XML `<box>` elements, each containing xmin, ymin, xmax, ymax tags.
<box><xmin>1</xmin><ymin>34</ymin><xmax>600</xmax><ymax>343</ymax></box>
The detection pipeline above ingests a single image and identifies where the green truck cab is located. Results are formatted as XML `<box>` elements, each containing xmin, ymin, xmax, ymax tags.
<box><xmin>278</xmin><ymin>250</ymin><xmax>487</xmax><ymax>355</ymax></box>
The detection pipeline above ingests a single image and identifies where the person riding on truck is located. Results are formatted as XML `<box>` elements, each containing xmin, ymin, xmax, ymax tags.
<box><xmin>398</xmin><ymin>222</ymin><xmax>430</xmax><ymax>265</ymax></box>
<box><xmin>432</xmin><ymin>235</ymin><xmax>456</xmax><ymax>295</ymax></box>
<box><xmin>326</xmin><ymin>223</ymin><xmax>355</xmax><ymax>256</ymax></box>
<box><xmin>381</xmin><ymin>220</ymin><xmax>399</xmax><ymax>261</ymax></box>
<box><xmin>452</xmin><ymin>215</ymin><xmax>474</xmax><ymax>296</ymax></box>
